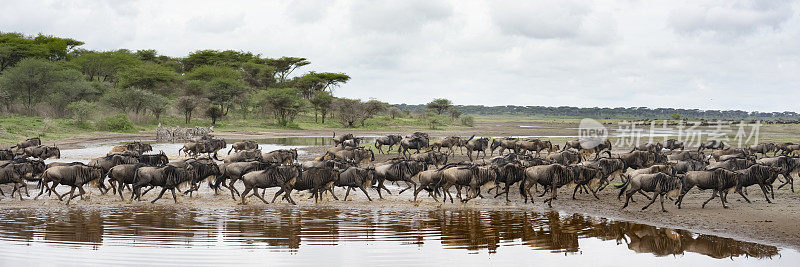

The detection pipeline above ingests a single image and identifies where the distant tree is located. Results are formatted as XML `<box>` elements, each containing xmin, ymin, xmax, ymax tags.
<box><xmin>671</xmin><ymin>113</ymin><xmax>681</xmax><ymax>120</ymax></box>
<box><xmin>0</xmin><ymin>32</ymin><xmax>83</xmax><ymax>72</ymax></box>
<box><xmin>388</xmin><ymin>107</ymin><xmax>400</xmax><ymax>119</ymax></box>
<box><xmin>67</xmin><ymin>100</ymin><xmax>96</xmax><ymax>123</ymax></box>
<box><xmin>426</xmin><ymin>98</ymin><xmax>453</xmax><ymax>115</ymax></box>
<box><xmin>185</xmin><ymin>65</ymin><xmax>241</xmax><ymax>82</ymax></box>
<box><xmin>134</xmin><ymin>49</ymin><xmax>158</xmax><ymax>62</ymax></box>
<box><xmin>147</xmin><ymin>94</ymin><xmax>169</xmax><ymax>120</ymax></box>
<box><xmin>241</xmin><ymin>62</ymin><xmax>275</xmax><ymax>88</ymax></box>
<box><xmin>309</xmin><ymin>91</ymin><xmax>333</xmax><ymax>123</ymax></box>
<box><xmin>292</xmin><ymin>71</ymin><xmax>350</xmax><ymax>98</ymax></box>
<box><xmin>255</xmin><ymin>88</ymin><xmax>305</xmax><ymax>126</ymax></box>
<box><xmin>175</xmin><ymin>96</ymin><xmax>206</xmax><ymax>124</ymax></box>
<box><xmin>360</xmin><ymin>100</ymin><xmax>387</xmax><ymax>126</ymax></box>
<box><xmin>117</xmin><ymin>63</ymin><xmax>180</xmax><ymax>95</ymax></box>
<box><xmin>333</xmin><ymin>98</ymin><xmax>362</xmax><ymax>128</ymax></box>
<box><xmin>265</xmin><ymin>57</ymin><xmax>310</xmax><ymax>84</ymax></box>
<box><xmin>0</xmin><ymin>58</ymin><xmax>93</xmax><ymax>113</ymax></box>
<box><xmin>101</xmin><ymin>87</ymin><xmax>159</xmax><ymax>115</ymax></box>
<box><xmin>449</xmin><ymin>109</ymin><xmax>462</xmax><ymax>120</ymax></box>
<box><xmin>72</xmin><ymin>50</ymin><xmax>140</xmax><ymax>82</ymax></box>
<box><xmin>182</xmin><ymin>49</ymin><xmax>257</xmax><ymax>71</ymax></box>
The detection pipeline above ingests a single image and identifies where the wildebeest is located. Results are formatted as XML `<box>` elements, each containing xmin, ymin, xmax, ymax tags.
<box><xmin>0</xmin><ymin>161</ymin><xmax>40</xmax><ymax>200</ymax></box>
<box><xmin>374</xmin><ymin>135</ymin><xmax>403</xmax><ymax>154</ymax></box>
<box><xmin>179</xmin><ymin>138</ymin><xmax>226</xmax><ymax>159</ymax></box>
<box><xmin>697</xmin><ymin>140</ymin><xmax>725</xmax><ymax>151</ymax></box>
<box><xmin>520</xmin><ymin>164</ymin><xmax>577</xmax><ymax>206</ymax></box>
<box><xmin>36</xmin><ymin>164</ymin><xmax>102</xmax><ymax>205</ymax></box>
<box><xmin>409</xmin><ymin>150</ymin><xmax>448</xmax><ymax>167</ymax></box>
<box><xmin>214</xmin><ymin>161</ymin><xmax>272</xmax><ymax>200</ymax></box>
<box><xmin>240</xmin><ymin>164</ymin><xmax>302</xmax><ymax>205</ymax></box>
<box><xmin>618</xmin><ymin>172</ymin><xmax>682</xmax><ymax>212</ymax></box>
<box><xmin>735</xmin><ymin>164</ymin><xmax>779</xmax><ymax>204</ymax></box>
<box><xmin>88</xmin><ymin>154</ymin><xmax>138</xmax><ymax>194</ymax></box>
<box><xmin>329</xmin><ymin>148</ymin><xmax>373</xmax><ymax>164</ymax></box>
<box><xmin>545</xmin><ymin>150</ymin><xmax>581</xmax><ymax>165</ymax></box>
<box><xmin>341</xmin><ymin>137</ymin><xmax>363</xmax><ymax>149</ymax></box>
<box><xmin>756</xmin><ymin>156</ymin><xmax>799</xmax><ymax>193</ymax></box>
<box><xmin>431</xmin><ymin>136</ymin><xmax>461</xmax><ymax>155</ymax></box>
<box><xmin>335</xmin><ymin>166</ymin><xmax>375</xmax><ymax>201</ymax></box>
<box><xmin>12</xmin><ymin>137</ymin><xmax>41</xmax><ymax>151</ymax></box>
<box><xmin>374</xmin><ymin>160</ymin><xmax>425</xmax><ymax>198</ymax></box>
<box><xmin>262</xmin><ymin>149</ymin><xmax>298</xmax><ymax>164</ymax></box>
<box><xmin>667</xmin><ymin>151</ymin><xmax>706</xmax><ymax>161</ymax></box>
<box><xmin>672</xmin><ymin>158</ymin><xmax>709</xmax><ymax>174</ymax></box>
<box><xmin>21</xmin><ymin>145</ymin><xmax>60</xmax><ymax>160</ymax></box>
<box><xmin>492</xmin><ymin>162</ymin><xmax>526</xmax><ymax>202</ymax></box>
<box><xmin>676</xmin><ymin>169</ymin><xmax>740</xmax><ymax>209</ymax></box>
<box><xmin>490</xmin><ymin>138</ymin><xmax>518</xmax><ymax>156</ymax></box>
<box><xmin>177</xmin><ymin>158</ymin><xmax>221</xmax><ymax>197</ymax></box>
<box><xmin>134</xmin><ymin>165</ymin><xmax>194</xmax><ymax>203</ymax></box>
<box><xmin>399</xmin><ymin>132</ymin><xmax>430</xmax><ymax>155</ymax></box>
<box><xmin>705</xmin><ymin>157</ymin><xmax>754</xmax><ymax>171</ymax></box>
<box><xmin>584</xmin><ymin>157</ymin><xmax>627</xmax><ymax>191</ymax></box>
<box><xmin>439</xmin><ymin>164</ymin><xmax>498</xmax><ymax>203</ymax></box>
<box><xmin>227</xmin><ymin>140</ymin><xmax>259</xmax><ymax>154</ymax></box>
<box><xmin>516</xmin><ymin>139</ymin><xmax>555</xmax><ymax>157</ymax></box>
<box><xmin>332</xmin><ymin>132</ymin><xmax>355</xmax><ymax>147</ymax></box>
<box><xmin>106</xmin><ymin>163</ymin><xmax>146</xmax><ymax>201</ymax></box>
<box><xmin>108</xmin><ymin>141</ymin><xmax>153</xmax><ymax>156</ymax></box>
<box><xmin>664</xmin><ymin>139</ymin><xmax>684</xmax><ymax>151</ymax></box>
<box><xmin>619</xmin><ymin>151</ymin><xmax>656</xmax><ymax>170</ymax></box>
<box><xmin>293</xmin><ymin>166</ymin><xmax>339</xmax><ymax>203</ymax></box>
<box><xmin>563</xmin><ymin>139</ymin><xmax>612</xmax><ymax>160</ymax></box>
<box><xmin>0</xmin><ymin>149</ymin><xmax>15</xmax><ymax>160</ymax></box>
<box><xmin>570</xmin><ymin>165</ymin><xmax>603</xmax><ymax>200</ymax></box>
<box><xmin>465</xmin><ymin>136</ymin><xmax>489</xmax><ymax>161</ymax></box>
<box><xmin>412</xmin><ymin>169</ymin><xmax>444</xmax><ymax>202</ymax></box>
<box><xmin>630</xmin><ymin>142</ymin><xmax>663</xmax><ymax>154</ymax></box>
<box><xmin>139</xmin><ymin>151</ymin><xmax>169</xmax><ymax>166</ymax></box>
<box><xmin>776</xmin><ymin>142</ymin><xmax>800</xmax><ymax>156</ymax></box>
<box><xmin>710</xmin><ymin>148</ymin><xmax>748</xmax><ymax>161</ymax></box>
<box><xmin>747</xmin><ymin>143</ymin><xmax>776</xmax><ymax>158</ymax></box>
<box><xmin>224</xmin><ymin>149</ymin><xmax>262</xmax><ymax>163</ymax></box>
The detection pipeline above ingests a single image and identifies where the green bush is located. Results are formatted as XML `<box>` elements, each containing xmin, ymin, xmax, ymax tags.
<box><xmin>461</xmin><ymin>115</ymin><xmax>475</xmax><ymax>127</ymax></box>
<box><xmin>97</xmin><ymin>114</ymin><xmax>135</xmax><ymax>132</ymax></box>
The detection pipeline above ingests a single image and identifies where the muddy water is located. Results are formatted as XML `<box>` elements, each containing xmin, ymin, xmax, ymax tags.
<box><xmin>15</xmin><ymin>139</ymin><xmax>798</xmax><ymax>265</ymax></box>
<box><xmin>0</xmin><ymin>207</ymin><xmax>793</xmax><ymax>266</ymax></box>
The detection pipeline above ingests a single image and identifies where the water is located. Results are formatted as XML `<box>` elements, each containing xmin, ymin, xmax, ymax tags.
<box><xmin>19</xmin><ymin>138</ymin><xmax>798</xmax><ymax>265</ymax></box>
<box><xmin>0</xmin><ymin>207</ymin><xmax>792</xmax><ymax>266</ymax></box>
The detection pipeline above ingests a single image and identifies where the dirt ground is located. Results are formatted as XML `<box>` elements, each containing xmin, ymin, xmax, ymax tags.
<box><xmin>1</xmin><ymin>120</ymin><xmax>799</xmax><ymax>250</ymax></box>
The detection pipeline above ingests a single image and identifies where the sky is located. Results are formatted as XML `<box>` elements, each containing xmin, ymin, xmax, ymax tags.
<box><xmin>2</xmin><ymin>0</ymin><xmax>799</xmax><ymax>112</ymax></box>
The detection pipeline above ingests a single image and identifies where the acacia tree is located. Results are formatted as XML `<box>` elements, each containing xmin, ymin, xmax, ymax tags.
<box><xmin>360</xmin><ymin>100</ymin><xmax>387</xmax><ymax>126</ymax></box>
<box><xmin>333</xmin><ymin>98</ymin><xmax>362</xmax><ymax>128</ymax></box>
<box><xmin>255</xmin><ymin>88</ymin><xmax>305</xmax><ymax>126</ymax></box>
<box><xmin>426</xmin><ymin>98</ymin><xmax>453</xmax><ymax>115</ymax></box>
<box><xmin>266</xmin><ymin>57</ymin><xmax>310</xmax><ymax>84</ymax></box>
<box><xmin>309</xmin><ymin>91</ymin><xmax>333</xmax><ymax>123</ymax></box>
<box><xmin>0</xmin><ymin>32</ymin><xmax>83</xmax><ymax>73</ymax></box>
<box><xmin>175</xmin><ymin>96</ymin><xmax>206</xmax><ymax>124</ymax></box>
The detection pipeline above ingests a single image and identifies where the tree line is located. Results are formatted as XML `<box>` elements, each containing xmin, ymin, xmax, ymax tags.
<box><xmin>0</xmin><ymin>32</ymin><xmax>402</xmax><ymax>128</ymax></box>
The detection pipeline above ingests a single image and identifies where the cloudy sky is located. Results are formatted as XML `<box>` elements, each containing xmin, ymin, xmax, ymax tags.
<box><xmin>3</xmin><ymin>0</ymin><xmax>799</xmax><ymax>111</ymax></box>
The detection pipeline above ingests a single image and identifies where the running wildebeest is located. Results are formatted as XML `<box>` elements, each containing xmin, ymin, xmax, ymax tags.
<box><xmin>374</xmin><ymin>135</ymin><xmax>403</xmax><ymax>154</ymax></box>
<box><xmin>20</xmin><ymin>145</ymin><xmax>60</xmax><ymax>160</ymax></box>
<box><xmin>464</xmin><ymin>136</ymin><xmax>489</xmax><ymax>161</ymax></box>
<box><xmin>224</xmin><ymin>149</ymin><xmax>262</xmax><ymax>163</ymax></box>
<box><xmin>439</xmin><ymin>164</ymin><xmax>498</xmax><ymax>203</ymax></box>
<box><xmin>335</xmin><ymin>166</ymin><xmax>376</xmax><ymax>201</ymax></box>
<box><xmin>490</xmin><ymin>138</ymin><xmax>518</xmax><ymax>156</ymax></box>
<box><xmin>139</xmin><ymin>151</ymin><xmax>169</xmax><ymax>166</ymax></box>
<box><xmin>618</xmin><ymin>172</ymin><xmax>682</xmax><ymax>212</ymax></box>
<box><xmin>240</xmin><ymin>164</ymin><xmax>302</xmax><ymax>205</ymax></box>
<box><xmin>228</xmin><ymin>140</ymin><xmax>259</xmax><ymax>155</ymax></box>
<box><xmin>409</xmin><ymin>150</ymin><xmax>448</xmax><ymax>167</ymax></box>
<box><xmin>374</xmin><ymin>160</ymin><xmax>425</xmax><ymax>198</ymax></box>
<box><xmin>735</xmin><ymin>164</ymin><xmax>780</xmax><ymax>204</ymax></box>
<box><xmin>664</xmin><ymin>139</ymin><xmax>684</xmax><ymax>151</ymax></box>
<box><xmin>329</xmin><ymin>147</ymin><xmax>373</xmax><ymax>164</ymax></box>
<box><xmin>399</xmin><ymin>132</ymin><xmax>430</xmax><ymax>155</ymax></box>
<box><xmin>698</xmin><ymin>140</ymin><xmax>725</xmax><ymax>151</ymax></box>
<box><xmin>215</xmin><ymin>161</ymin><xmax>272</xmax><ymax>200</ymax></box>
<box><xmin>520</xmin><ymin>163</ymin><xmax>578</xmax><ymax>206</ymax></box>
<box><xmin>36</xmin><ymin>164</ymin><xmax>102</xmax><ymax>205</ymax></box>
<box><xmin>676</xmin><ymin>169</ymin><xmax>740</xmax><ymax>209</ymax></box>
<box><xmin>431</xmin><ymin>136</ymin><xmax>461</xmax><ymax>155</ymax></box>
<box><xmin>332</xmin><ymin>132</ymin><xmax>355</xmax><ymax>147</ymax></box>
<box><xmin>262</xmin><ymin>149</ymin><xmax>298</xmax><ymax>164</ymax></box>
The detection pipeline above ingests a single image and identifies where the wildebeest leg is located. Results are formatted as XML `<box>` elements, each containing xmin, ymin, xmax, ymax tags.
<box><xmin>151</xmin><ymin>188</ymin><xmax>169</xmax><ymax>203</ymax></box>
<box><xmin>327</xmin><ymin>185</ymin><xmax>339</xmax><ymax>200</ymax></box>
<box><xmin>443</xmin><ymin>183</ymin><xmax>455</xmax><ymax>204</ymax></box>
<box><xmin>359</xmin><ymin>186</ymin><xmax>373</xmax><ymax>201</ymax></box>
<box><xmin>253</xmin><ymin>188</ymin><xmax>270</xmax><ymax>204</ymax></box>
<box><xmin>621</xmin><ymin>191</ymin><xmax>634</xmax><ymax>210</ymax></box>
<box><xmin>141</xmin><ymin>185</ymin><xmax>156</xmax><ymax>197</ymax></box>
<box><xmin>638</xmin><ymin>190</ymin><xmax>652</xmax><ymax>200</ymax></box>
<box><xmin>543</xmin><ymin>185</ymin><xmax>557</xmax><ymax>207</ymax></box>
<box><xmin>68</xmin><ymin>186</ymin><xmax>87</xmax><ymax>204</ymax></box>
<box><xmin>117</xmin><ymin>182</ymin><xmax>126</xmax><ymax>201</ymax></box>
<box><xmin>0</xmin><ymin>187</ymin><xmax>5</xmax><ymax>196</ymax></box>
<box><xmin>736</xmin><ymin>187</ymin><xmax>751</xmax><ymax>203</ymax></box>
<box><xmin>12</xmin><ymin>183</ymin><xmax>23</xmax><ymax>201</ymax></box>
<box><xmin>240</xmin><ymin>187</ymin><xmax>252</xmax><ymax>205</ymax></box>
<box><xmin>229</xmin><ymin>179</ymin><xmax>240</xmax><ymax>200</ymax></box>
<box><xmin>537</xmin><ymin>187</ymin><xmax>548</xmax><ymax>198</ymax></box>
<box><xmin>344</xmin><ymin>187</ymin><xmax>352</xmax><ymax>201</ymax></box>
<box><xmin>642</xmin><ymin>192</ymin><xmax>659</xmax><ymax>210</ymax></box>
<box><xmin>170</xmin><ymin>188</ymin><xmax>178</xmax><ymax>203</ymax></box>
<box><xmin>758</xmin><ymin>184</ymin><xmax>772</xmax><ymax>203</ymax></box>
<box><xmin>572</xmin><ymin>185</ymin><xmax>580</xmax><ymax>200</ymax></box>
<box><xmin>398</xmin><ymin>180</ymin><xmax>416</xmax><ymax>195</ymax></box>
<box><xmin>271</xmin><ymin>188</ymin><xmax>285</xmax><ymax>203</ymax></box>
<box><xmin>701</xmin><ymin>190</ymin><xmax>718</xmax><ymax>209</ymax></box>
<box><xmin>61</xmin><ymin>186</ymin><xmax>75</xmax><ymax>202</ymax></box>
<box><xmin>283</xmin><ymin>187</ymin><xmax>296</xmax><ymax>205</ymax></box>
<box><xmin>659</xmin><ymin>194</ymin><xmax>668</xmax><ymax>212</ymax></box>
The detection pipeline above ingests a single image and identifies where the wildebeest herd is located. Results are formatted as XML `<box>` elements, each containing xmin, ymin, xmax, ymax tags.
<box><xmin>1</xmin><ymin>133</ymin><xmax>798</xmax><ymax>213</ymax></box>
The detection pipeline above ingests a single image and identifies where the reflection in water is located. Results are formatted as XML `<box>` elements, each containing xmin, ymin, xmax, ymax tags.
<box><xmin>0</xmin><ymin>207</ymin><xmax>784</xmax><ymax>263</ymax></box>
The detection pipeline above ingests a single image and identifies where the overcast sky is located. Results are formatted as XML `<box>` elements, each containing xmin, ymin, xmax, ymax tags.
<box><xmin>3</xmin><ymin>0</ymin><xmax>799</xmax><ymax>112</ymax></box>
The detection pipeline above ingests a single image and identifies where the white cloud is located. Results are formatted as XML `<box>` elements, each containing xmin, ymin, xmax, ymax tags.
<box><xmin>1</xmin><ymin>0</ymin><xmax>799</xmax><ymax>112</ymax></box>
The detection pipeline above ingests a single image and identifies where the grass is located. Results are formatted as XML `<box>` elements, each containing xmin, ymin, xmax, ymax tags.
<box><xmin>0</xmin><ymin>115</ymin><xmax>96</xmax><ymax>145</ymax></box>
